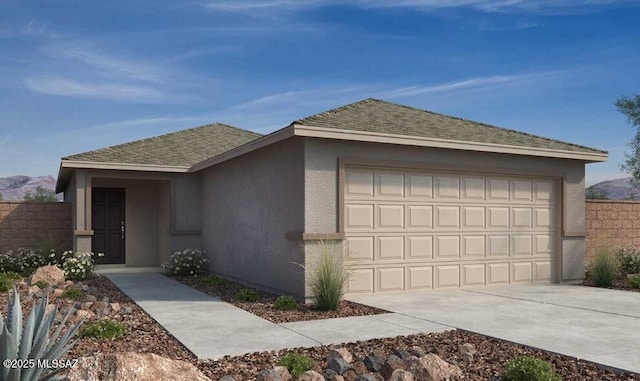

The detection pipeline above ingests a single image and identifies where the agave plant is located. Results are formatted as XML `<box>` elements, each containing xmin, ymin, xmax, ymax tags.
<box><xmin>1</xmin><ymin>287</ymin><xmax>84</xmax><ymax>381</ymax></box>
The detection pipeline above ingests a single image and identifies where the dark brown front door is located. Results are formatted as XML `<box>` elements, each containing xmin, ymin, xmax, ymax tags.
<box><xmin>92</xmin><ymin>188</ymin><xmax>125</xmax><ymax>264</ymax></box>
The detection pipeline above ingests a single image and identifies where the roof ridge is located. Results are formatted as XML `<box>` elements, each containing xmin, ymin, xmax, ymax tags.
<box><xmin>63</xmin><ymin>122</ymin><xmax>261</xmax><ymax>161</ymax></box>
<box><xmin>297</xmin><ymin>98</ymin><xmax>606</xmax><ymax>154</ymax></box>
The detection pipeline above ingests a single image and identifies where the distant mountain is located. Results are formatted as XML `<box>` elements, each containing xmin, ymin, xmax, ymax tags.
<box><xmin>0</xmin><ymin>175</ymin><xmax>61</xmax><ymax>201</ymax></box>
<box><xmin>586</xmin><ymin>177</ymin><xmax>640</xmax><ymax>200</ymax></box>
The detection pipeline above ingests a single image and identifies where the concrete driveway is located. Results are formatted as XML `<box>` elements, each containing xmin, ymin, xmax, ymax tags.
<box><xmin>347</xmin><ymin>284</ymin><xmax>640</xmax><ymax>374</ymax></box>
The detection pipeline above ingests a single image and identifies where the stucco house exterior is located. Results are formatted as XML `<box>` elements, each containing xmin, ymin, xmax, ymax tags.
<box><xmin>56</xmin><ymin>99</ymin><xmax>608</xmax><ymax>300</ymax></box>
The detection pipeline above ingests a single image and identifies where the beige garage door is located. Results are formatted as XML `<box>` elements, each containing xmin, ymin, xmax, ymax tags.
<box><xmin>344</xmin><ymin>167</ymin><xmax>557</xmax><ymax>294</ymax></box>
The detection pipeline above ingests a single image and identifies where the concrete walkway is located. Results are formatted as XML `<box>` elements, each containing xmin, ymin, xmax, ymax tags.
<box><xmin>106</xmin><ymin>273</ymin><xmax>448</xmax><ymax>359</ymax></box>
<box><xmin>348</xmin><ymin>284</ymin><xmax>640</xmax><ymax>374</ymax></box>
<box><xmin>107</xmin><ymin>273</ymin><xmax>640</xmax><ymax>374</ymax></box>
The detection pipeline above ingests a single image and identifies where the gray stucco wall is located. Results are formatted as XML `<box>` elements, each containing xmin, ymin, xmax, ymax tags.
<box><xmin>170</xmin><ymin>173</ymin><xmax>202</xmax><ymax>252</ymax></box>
<box><xmin>303</xmin><ymin>138</ymin><xmax>587</xmax><ymax>282</ymax></box>
<box><xmin>201</xmin><ymin>138</ymin><xmax>306</xmax><ymax>298</ymax></box>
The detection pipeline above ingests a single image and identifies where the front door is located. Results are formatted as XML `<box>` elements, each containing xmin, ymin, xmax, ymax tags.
<box><xmin>92</xmin><ymin>188</ymin><xmax>126</xmax><ymax>264</ymax></box>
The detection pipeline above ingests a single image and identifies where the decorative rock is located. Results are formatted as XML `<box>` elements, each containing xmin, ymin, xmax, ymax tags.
<box><xmin>75</xmin><ymin>309</ymin><xmax>96</xmax><ymax>321</ymax></box>
<box><xmin>405</xmin><ymin>354</ymin><xmax>462</xmax><ymax>381</ymax></box>
<box><xmin>334</xmin><ymin>377</ymin><xmax>344</xmax><ymax>381</ymax></box>
<box><xmin>380</xmin><ymin>355</ymin><xmax>405</xmax><ymax>380</ymax></box>
<box><xmin>52</xmin><ymin>288</ymin><xmax>64</xmax><ymax>298</ymax></box>
<box><xmin>298</xmin><ymin>370</ymin><xmax>324</xmax><ymax>381</ymax></box>
<box><xmin>458</xmin><ymin>343</ymin><xmax>476</xmax><ymax>363</ymax></box>
<box><xmin>219</xmin><ymin>376</ymin><xmax>236</xmax><ymax>381</ymax></box>
<box><xmin>65</xmin><ymin>280</ymin><xmax>74</xmax><ymax>286</ymax></box>
<box><xmin>393</xmin><ymin>349</ymin><xmax>412</xmax><ymax>361</ymax></box>
<box><xmin>92</xmin><ymin>301</ymin><xmax>111</xmax><ymax>317</ymax></box>
<box><xmin>273</xmin><ymin>365</ymin><xmax>292</xmax><ymax>381</ymax></box>
<box><xmin>84</xmin><ymin>294</ymin><xmax>98</xmax><ymax>303</ymax></box>
<box><xmin>64</xmin><ymin>352</ymin><xmax>210</xmax><ymax>381</ymax></box>
<box><xmin>409</xmin><ymin>346</ymin><xmax>426</xmax><ymax>358</ymax></box>
<box><xmin>389</xmin><ymin>369</ymin><xmax>415</xmax><ymax>381</ymax></box>
<box><xmin>328</xmin><ymin>348</ymin><xmax>353</xmax><ymax>364</ymax></box>
<box><xmin>28</xmin><ymin>286</ymin><xmax>40</xmax><ymax>295</ymax></box>
<box><xmin>121</xmin><ymin>305</ymin><xmax>133</xmax><ymax>315</ymax></box>
<box><xmin>78</xmin><ymin>284</ymin><xmax>90</xmax><ymax>292</ymax></box>
<box><xmin>256</xmin><ymin>369</ymin><xmax>282</xmax><ymax>381</ymax></box>
<box><xmin>322</xmin><ymin>368</ymin><xmax>338</xmax><ymax>380</ymax></box>
<box><xmin>81</xmin><ymin>302</ymin><xmax>94</xmax><ymax>310</ymax></box>
<box><xmin>363</xmin><ymin>355</ymin><xmax>383</xmax><ymax>372</ymax></box>
<box><xmin>60</xmin><ymin>306</ymin><xmax>77</xmax><ymax>316</ymax></box>
<box><xmin>341</xmin><ymin>369</ymin><xmax>358</xmax><ymax>381</ymax></box>
<box><xmin>328</xmin><ymin>357</ymin><xmax>352</xmax><ymax>375</ymax></box>
<box><xmin>354</xmin><ymin>374</ymin><xmax>383</xmax><ymax>381</ymax></box>
<box><xmin>31</xmin><ymin>265</ymin><xmax>65</xmax><ymax>285</ymax></box>
<box><xmin>351</xmin><ymin>361</ymin><xmax>368</xmax><ymax>375</ymax></box>
<box><xmin>110</xmin><ymin>302</ymin><xmax>121</xmax><ymax>313</ymax></box>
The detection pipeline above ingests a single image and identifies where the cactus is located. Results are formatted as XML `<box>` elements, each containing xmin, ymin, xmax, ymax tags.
<box><xmin>1</xmin><ymin>286</ymin><xmax>84</xmax><ymax>381</ymax></box>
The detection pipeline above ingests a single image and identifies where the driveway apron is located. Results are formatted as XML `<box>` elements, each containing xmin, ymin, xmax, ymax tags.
<box><xmin>347</xmin><ymin>284</ymin><xmax>640</xmax><ymax>374</ymax></box>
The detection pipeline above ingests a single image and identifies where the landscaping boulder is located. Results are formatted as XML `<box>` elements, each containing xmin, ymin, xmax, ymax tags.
<box><xmin>328</xmin><ymin>348</ymin><xmax>353</xmax><ymax>364</ymax></box>
<box><xmin>389</xmin><ymin>369</ymin><xmax>414</xmax><ymax>381</ymax></box>
<box><xmin>328</xmin><ymin>357</ymin><xmax>352</xmax><ymax>375</ymax></box>
<box><xmin>218</xmin><ymin>377</ymin><xmax>236</xmax><ymax>381</ymax></box>
<box><xmin>75</xmin><ymin>309</ymin><xmax>96</xmax><ymax>321</ymax></box>
<box><xmin>64</xmin><ymin>352</ymin><xmax>210</xmax><ymax>381</ymax></box>
<box><xmin>393</xmin><ymin>349</ymin><xmax>412</xmax><ymax>361</ymax></box>
<box><xmin>322</xmin><ymin>368</ymin><xmax>339</xmax><ymax>380</ymax></box>
<box><xmin>458</xmin><ymin>343</ymin><xmax>476</xmax><ymax>363</ymax></box>
<box><xmin>405</xmin><ymin>354</ymin><xmax>462</xmax><ymax>381</ymax></box>
<box><xmin>363</xmin><ymin>355</ymin><xmax>383</xmax><ymax>372</ymax></box>
<box><xmin>354</xmin><ymin>374</ymin><xmax>383</xmax><ymax>381</ymax></box>
<box><xmin>409</xmin><ymin>346</ymin><xmax>426</xmax><ymax>358</ymax></box>
<box><xmin>273</xmin><ymin>365</ymin><xmax>292</xmax><ymax>381</ymax></box>
<box><xmin>52</xmin><ymin>288</ymin><xmax>64</xmax><ymax>298</ymax></box>
<box><xmin>380</xmin><ymin>355</ymin><xmax>404</xmax><ymax>379</ymax></box>
<box><xmin>256</xmin><ymin>369</ymin><xmax>282</xmax><ymax>381</ymax></box>
<box><xmin>31</xmin><ymin>265</ymin><xmax>65</xmax><ymax>285</ymax></box>
<box><xmin>298</xmin><ymin>370</ymin><xmax>324</xmax><ymax>381</ymax></box>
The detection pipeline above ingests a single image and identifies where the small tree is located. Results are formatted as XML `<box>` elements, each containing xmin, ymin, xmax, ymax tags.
<box><xmin>616</xmin><ymin>94</ymin><xmax>640</xmax><ymax>180</ymax></box>
<box><xmin>585</xmin><ymin>186</ymin><xmax>608</xmax><ymax>200</ymax></box>
<box><xmin>23</xmin><ymin>186</ymin><xmax>58</xmax><ymax>202</ymax></box>
<box><xmin>0</xmin><ymin>192</ymin><xmax>3</xmax><ymax>201</ymax></box>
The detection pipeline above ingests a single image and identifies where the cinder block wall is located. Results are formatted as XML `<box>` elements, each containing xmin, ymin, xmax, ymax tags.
<box><xmin>0</xmin><ymin>202</ymin><xmax>73</xmax><ymax>253</ymax></box>
<box><xmin>585</xmin><ymin>200</ymin><xmax>640</xmax><ymax>263</ymax></box>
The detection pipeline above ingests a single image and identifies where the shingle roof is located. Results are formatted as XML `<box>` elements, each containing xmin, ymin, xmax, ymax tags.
<box><xmin>64</xmin><ymin>123</ymin><xmax>262</xmax><ymax>167</ymax></box>
<box><xmin>295</xmin><ymin>98</ymin><xmax>606</xmax><ymax>154</ymax></box>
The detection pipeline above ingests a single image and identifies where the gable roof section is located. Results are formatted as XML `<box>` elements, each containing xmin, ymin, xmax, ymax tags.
<box><xmin>63</xmin><ymin>123</ymin><xmax>262</xmax><ymax>167</ymax></box>
<box><xmin>294</xmin><ymin>98</ymin><xmax>607</xmax><ymax>155</ymax></box>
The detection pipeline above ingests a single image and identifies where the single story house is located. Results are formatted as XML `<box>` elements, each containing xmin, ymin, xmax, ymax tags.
<box><xmin>56</xmin><ymin>98</ymin><xmax>607</xmax><ymax>299</ymax></box>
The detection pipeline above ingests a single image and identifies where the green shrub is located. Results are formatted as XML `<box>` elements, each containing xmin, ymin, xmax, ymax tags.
<box><xmin>616</xmin><ymin>247</ymin><xmax>640</xmax><ymax>275</ymax></box>
<box><xmin>80</xmin><ymin>319</ymin><xmax>128</xmax><ymax>340</ymax></box>
<box><xmin>235</xmin><ymin>288</ymin><xmax>259</xmax><ymax>302</ymax></box>
<box><xmin>162</xmin><ymin>248</ymin><xmax>207</xmax><ymax>276</ymax></box>
<box><xmin>274</xmin><ymin>295</ymin><xmax>298</xmax><ymax>310</ymax></box>
<box><xmin>33</xmin><ymin>280</ymin><xmax>49</xmax><ymax>289</ymax></box>
<box><xmin>304</xmin><ymin>240</ymin><xmax>350</xmax><ymax>311</ymax></box>
<box><xmin>61</xmin><ymin>287</ymin><xmax>84</xmax><ymax>300</ymax></box>
<box><xmin>502</xmin><ymin>356</ymin><xmax>562</xmax><ymax>381</ymax></box>
<box><xmin>587</xmin><ymin>247</ymin><xmax>620</xmax><ymax>287</ymax></box>
<box><xmin>3</xmin><ymin>271</ymin><xmax>22</xmax><ymax>280</ymax></box>
<box><xmin>1</xmin><ymin>286</ymin><xmax>84</xmax><ymax>381</ymax></box>
<box><xmin>60</xmin><ymin>250</ymin><xmax>101</xmax><ymax>281</ymax></box>
<box><xmin>277</xmin><ymin>352</ymin><xmax>314</xmax><ymax>377</ymax></box>
<box><xmin>0</xmin><ymin>273</ymin><xmax>11</xmax><ymax>292</ymax></box>
<box><xmin>629</xmin><ymin>275</ymin><xmax>640</xmax><ymax>289</ymax></box>
<box><xmin>201</xmin><ymin>275</ymin><xmax>225</xmax><ymax>287</ymax></box>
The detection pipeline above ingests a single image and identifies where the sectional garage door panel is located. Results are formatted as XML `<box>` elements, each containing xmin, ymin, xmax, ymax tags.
<box><xmin>344</xmin><ymin>167</ymin><xmax>556</xmax><ymax>294</ymax></box>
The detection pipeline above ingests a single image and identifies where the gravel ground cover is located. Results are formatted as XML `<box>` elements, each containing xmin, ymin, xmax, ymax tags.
<box><xmin>2</xmin><ymin>275</ymin><xmax>638</xmax><ymax>380</ymax></box>
<box><xmin>582</xmin><ymin>277</ymin><xmax>640</xmax><ymax>292</ymax></box>
<box><xmin>172</xmin><ymin>275</ymin><xmax>389</xmax><ymax>323</ymax></box>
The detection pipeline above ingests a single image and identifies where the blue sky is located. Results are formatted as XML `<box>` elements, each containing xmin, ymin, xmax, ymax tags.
<box><xmin>1</xmin><ymin>1</ymin><xmax>639</xmax><ymax>186</ymax></box>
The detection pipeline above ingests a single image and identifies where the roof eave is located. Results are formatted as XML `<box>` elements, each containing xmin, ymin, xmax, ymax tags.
<box><xmin>291</xmin><ymin>124</ymin><xmax>608</xmax><ymax>163</ymax></box>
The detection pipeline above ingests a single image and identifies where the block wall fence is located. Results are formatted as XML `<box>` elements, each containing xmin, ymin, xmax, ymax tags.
<box><xmin>0</xmin><ymin>202</ymin><xmax>73</xmax><ymax>253</ymax></box>
<box><xmin>585</xmin><ymin>199</ymin><xmax>640</xmax><ymax>262</ymax></box>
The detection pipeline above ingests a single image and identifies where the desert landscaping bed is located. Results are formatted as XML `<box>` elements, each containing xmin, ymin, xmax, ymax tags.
<box><xmin>2</xmin><ymin>274</ymin><xmax>638</xmax><ymax>380</ymax></box>
<box><xmin>582</xmin><ymin>278</ymin><xmax>640</xmax><ymax>292</ymax></box>
<box><xmin>172</xmin><ymin>275</ymin><xmax>389</xmax><ymax>323</ymax></box>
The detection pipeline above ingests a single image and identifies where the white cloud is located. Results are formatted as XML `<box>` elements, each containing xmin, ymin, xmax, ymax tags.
<box><xmin>46</xmin><ymin>45</ymin><xmax>166</xmax><ymax>84</ymax></box>
<box><xmin>381</xmin><ymin>72</ymin><xmax>560</xmax><ymax>99</ymax></box>
<box><xmin>25</xmin><ymin>77</ymin><xmax>180</xmax><ymax>103</ymax></box>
